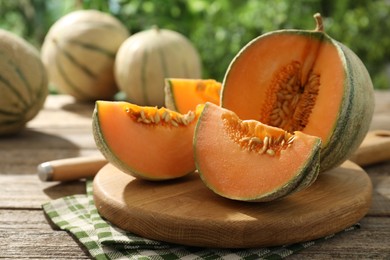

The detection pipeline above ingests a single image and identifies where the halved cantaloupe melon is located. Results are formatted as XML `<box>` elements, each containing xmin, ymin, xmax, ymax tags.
<box><xmin>221</xmin><ymin>14</ymin><xmax>374</xmax><ymax>172</ymax></box>
<box><xmin>164</xmin><ymin>78</ymin><xmax>221</xmax><ymax>114</ymax></box>
<box><xmin>194</xmin><ymin>102</ymin><xmax>322</xmax><ymax>202</ymax></box>
<box><xmin>92</xmin><ymin>100</ymin><xmax>202</xmax><ymax>180</ymax></box>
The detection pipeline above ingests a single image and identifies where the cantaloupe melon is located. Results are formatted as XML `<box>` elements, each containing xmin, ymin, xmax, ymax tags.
<box><xmin>221</xmin><ymin>13</ymin><xmax>374</xmax><ymax>172</ymax></box>
<box><xmin>194</xmin><ymin>102</ymin><xmax>322</xmax><ymax>202</ymax></box>
<box><xmin>41</xmin><ymin>10</ymin><xmax>129</xmax><ymax>101</ymax></box>
<box><xmin>114</xmin><ymin>27</ymin><xmax>202</xmax><ymax>107</ymax></box>
<box><xmin>0</xmin><ymin>29</ymin><xmax>48</xmax><ymax>135</ymax></box>
<box><xmin>92</xmin><ymin>100</ymin><xmax>202</xmax><ymax>180</ymax></box>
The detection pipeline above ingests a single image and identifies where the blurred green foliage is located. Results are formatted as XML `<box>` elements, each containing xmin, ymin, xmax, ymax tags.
<box><xmin>0</xmin><ymin>0</ymin><xmax>389</xmax><ymax>89</ymax></box>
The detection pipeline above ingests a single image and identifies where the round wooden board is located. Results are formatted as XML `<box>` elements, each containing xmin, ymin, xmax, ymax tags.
<box><xmin>93</xmin><ymin>161</ymin><xmax>372</xmax><ymax>248</ymax></box>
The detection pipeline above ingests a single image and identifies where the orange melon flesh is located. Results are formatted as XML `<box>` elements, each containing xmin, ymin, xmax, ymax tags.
<box><xmin>194</xmin><ymin>102</ymin><xmax>321</xmax><ymax>201</ymax></box>
<box><xmin>93</xmin><ymin>101</ymin><xmax>199</xmax><ymax>180</ymax></box>
<box><xmin>222</xmin><ymin>33</ymin><xmax>344</xmax><ymax>146</ymax></box>
<box><xmin>165</xmin><ymin>78</ymin><xmax>221</xmax><ymax>114</ymax></box>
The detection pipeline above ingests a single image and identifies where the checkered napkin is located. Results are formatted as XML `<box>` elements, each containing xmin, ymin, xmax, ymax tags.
<box><xmin>42</xmin><ymin>181</ymin><xmax>360</xmax><ymax>260</ymax></box>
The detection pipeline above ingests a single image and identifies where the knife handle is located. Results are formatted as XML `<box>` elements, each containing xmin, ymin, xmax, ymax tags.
<box><xmin>37</xmin><ymin>155</ymin><xmax>107</xmax><ymax>182</ymax></box>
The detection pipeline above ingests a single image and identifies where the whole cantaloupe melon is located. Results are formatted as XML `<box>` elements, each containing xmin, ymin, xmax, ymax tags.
<box><xmin>0</xmin><ymin>29</ymin><xmax>48</xmax><ymax>135</ymax></box>
<box><xmin>114</xmin><ymin>27</ymin><xmax>202</xmax><ymax>107</ymax></box>
<box><xmin>41</xmin><ymin>10</ymin><xmax>129</xmax><ymax>101</ymax></box>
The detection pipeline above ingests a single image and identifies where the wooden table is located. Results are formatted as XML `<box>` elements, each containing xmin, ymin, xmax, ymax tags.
<box><xmin>1</xmin><ymin>92</ymin><xmax>390</xmax><ymax>259</ymax></box>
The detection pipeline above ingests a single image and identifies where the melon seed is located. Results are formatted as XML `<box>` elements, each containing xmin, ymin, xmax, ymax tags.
<box><xmin>182</xmin><ymin>117</ymin><xmax>189</xmax><ymax>125</ymax></box>
<box><xmin>287</xmin><ymin>135</ymin><xmax>296</xmax><ymax>144</ymax></box>
<box><xmin>162</xmin><ymin>111</ymin><xmax>170</xmax><ymax>122</ymax></box>
<box><xmin>140</xmin><ymin>110</ymin><xmax>146</xmax><ymax>120</ymax></box>
<box><xmin>154</xmin><ymin>112</ymin><xmax>160</xmax><ymax>123</ymax></box>
<box><xmin>240</xmin><ymin>136</ymin><xmax>252</xmax><ymax>142</ymax></box>
<box><xmin>263</xmin><ymin>136</ymin><xmax>269</xmax><ymax>150</ymax></box>
<box><xmin>251</xmin><ymin>136</ymin><xmax>263</xmax><ymax>144</ymax></box>
<box><xmin>171</xmin><ymin>120</ymin><xmax>179</xmax><ymax>127</ymax></box>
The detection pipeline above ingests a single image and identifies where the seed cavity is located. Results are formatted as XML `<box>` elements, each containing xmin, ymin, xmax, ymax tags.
<box><xmin>222</xmin><ymin>114</ymin><xmax>296</xmax><ymax>156</ymax></box>
<box><xmin>126</xmin><ymin>106</ymin><xmax>196</xmax><ymax>127</ymax></box>
<box><xmin>260</xmin><ymin>60</ymin><xmax>320</xmax><ymax>133</ymax></box>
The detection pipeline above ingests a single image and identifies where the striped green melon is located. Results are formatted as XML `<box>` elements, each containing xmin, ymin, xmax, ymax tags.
<box><xmin>41</xmin><ymin>10</ymin><xmax>129</xmax><ymax>101</ymax></box>
<box><xmin>0</xmin><ymin>29</ymin><xmax>48</xmax><ymax>135</ymax></box>
<box><xmin>114</xmin><ymin>27</ymin><xmax>202</xmax><ymax>107</ymax></box>
<box><xmin>221</xmin><ymin>14</ymin><xmax>375</xmax><ymax>172</ymax></box>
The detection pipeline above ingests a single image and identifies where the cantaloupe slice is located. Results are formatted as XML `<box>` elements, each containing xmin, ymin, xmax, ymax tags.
<box><xmin>194</xmin><ymin>102</ymin><xmax>322</xmax><ymax>202</ymax></box>
<box><xmin>92</xmin><ymin>100</ymin><xmax>202</xmax><ymax>180</ymax></box>
<box><xmin>164</xmin><ymin>78</ymin><xmax>221</xmax><ymax>114</ymax></box>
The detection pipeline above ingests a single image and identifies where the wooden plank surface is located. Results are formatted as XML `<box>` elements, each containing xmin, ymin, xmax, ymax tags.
<box><xmin>1</xmin><ymin>92</ymin><xmax>390</xmax><ymax>259</ymax></box>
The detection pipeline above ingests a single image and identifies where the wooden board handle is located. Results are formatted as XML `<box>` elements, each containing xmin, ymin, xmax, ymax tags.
<box><xmin>37</xmin><ymin>130</ymin><xmax>390</xmax><ymax>181</ymax></box>
<box><xmin>349</xmin><ymin>130</ymin><xmax>390</xmax><ymax>166</ymax></box>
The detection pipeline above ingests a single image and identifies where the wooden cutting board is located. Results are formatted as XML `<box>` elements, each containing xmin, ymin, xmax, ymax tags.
<box><xmin>93</xmin><ymin>160</ymin><xmax>372</xmax><ymax>248</ymax></box>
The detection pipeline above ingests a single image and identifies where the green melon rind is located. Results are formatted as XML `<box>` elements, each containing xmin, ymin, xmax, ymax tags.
<box><xmin>163</xmin><ymin>79</ymin><xmax>179</xmax><ymax>111</ymax></box>
<box><xmin>319</xmin><ymin>39</ymin><xmax>374</xmax><ymax>172</ymax></box>
<box><xmin>221</xmin><ymin>29</ymin><xmax>374</xmax><ymax>173</ymax></box>
<box><xmin>194</xmin><ymin>103</ymin><xmax>322</xmax><ymax>202</ymax></box>
<box><xmin>281</xmin><ymin>145</ymin><xmax>321</xmax><ymax>195</ymax></box>
<box><xmin>92</xmin><ymin>102</ymin><xmax>194</xmax><ymax>181</ymax></box>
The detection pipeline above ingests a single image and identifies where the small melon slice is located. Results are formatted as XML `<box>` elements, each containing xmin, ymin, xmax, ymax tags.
<box><xmin>194</xmin><ymin>102</ymin><xmax>322</xmax><ymax>202</ymax></box>
<box><xmin>92</xmin><ymin>100</ymin><xmax>201</xmax><ymax>180</ymax></box>
<box><xmin>164</xmin><ymin>78</ymin><xmax>221</xmax><ymax>114</ymax></box>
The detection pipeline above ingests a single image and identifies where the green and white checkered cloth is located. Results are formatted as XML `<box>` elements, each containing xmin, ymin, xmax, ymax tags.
<box><xmin>42</xmin><ymin>181</ymin><xmax>360</xmax><ymax>260</ymax></box>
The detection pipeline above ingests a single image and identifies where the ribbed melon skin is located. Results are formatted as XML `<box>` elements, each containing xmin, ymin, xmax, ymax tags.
<box><xmin>114</xmin><ymin>28</ymin><xmax>202</xmax><ymax>107</ymax></box>
<box><xmin>41</xmin><ymin>10</ymin><xmax>129</xmax><ymax>101</ymax></box>
<box><xmin>221</xmin><ymin>29</ymin><xmax>374</xmax><ymax>173</ymax></box>
<box><xmin>0</xmin><ymin>29</ymin><xmax>48</xmax><ymax>135</ymax></box>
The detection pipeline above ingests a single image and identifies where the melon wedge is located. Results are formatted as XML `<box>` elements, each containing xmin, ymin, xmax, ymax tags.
<box><xmin>164</xmin><ymin>78</ymin><xmax>221</xmax><ymax>114</ymax></box>
<box><xmin>92</xmin><ymin>100</ymin><xmax>201</xmax><ymax>180</ymax></box>
<box><xmin>194</xmin><ymin>102</ymin><xmax>322</xmax><ymax>202</ymax></box>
